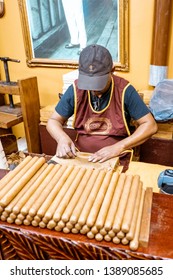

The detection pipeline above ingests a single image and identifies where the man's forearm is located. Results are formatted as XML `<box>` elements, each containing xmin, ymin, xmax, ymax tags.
<box><xmin>117</xmin><ymin>121</ymin><xmax>157</xmax><ymax>153</ymax></box>
<box><xmin>46</xmin><ymin>118</ymin><xmax>69</xmax><ymax>143</ymax></box>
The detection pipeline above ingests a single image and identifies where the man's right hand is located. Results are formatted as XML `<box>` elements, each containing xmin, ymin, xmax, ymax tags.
<box><xmin>56</xmin><ymin>137</ymin><xmax>77</xmax><ymax>159</ymax></box>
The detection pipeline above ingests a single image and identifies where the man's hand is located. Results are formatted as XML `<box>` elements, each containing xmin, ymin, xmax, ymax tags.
<box><xmin>56</xmin><ymin>136</ymin><xmax>77</xmax><ymax>159</ymax></box>
<box><xmin>88</xmin><ymin>144</ymin><xmax>122</xmax><ymax>163</ymax></box>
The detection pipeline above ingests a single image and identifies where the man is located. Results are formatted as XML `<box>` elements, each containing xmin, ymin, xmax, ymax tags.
<box><xmin>47</xmin><ymin>44</ymin><xmax>157</xmax><ymax>170</ymax></box>
<box><xmin>62</xmin><ymin>0</ymin><xmax>87</xmax><ymax>54</ymax></box>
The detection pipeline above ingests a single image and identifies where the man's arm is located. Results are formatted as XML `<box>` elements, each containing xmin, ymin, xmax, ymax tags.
<box><xmin>88</xmin><ymin>112</ymin><xmax>158</xmax><ymax>162</ymax></box>
<box><xmin>46</xmin><ymin>111</ymin><xmax>77</xmax><ymax>158</ymax></box>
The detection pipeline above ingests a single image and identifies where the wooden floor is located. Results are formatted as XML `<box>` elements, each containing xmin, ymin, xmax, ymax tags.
<box><xmin>35</xmin><ymin>0</ymin><xmax>118</xmax><ymax>62</ymax></box>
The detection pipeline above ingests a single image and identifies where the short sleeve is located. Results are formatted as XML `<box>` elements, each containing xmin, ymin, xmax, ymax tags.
<box><xmin>55</xmin><ymin>85</ymin><xmax>75</xmax><ymax>118</ymax></box>
<box><xmin>124</xmin><ymin>85</ymin><xmax>150</xmax><ymax>120</ymax></box>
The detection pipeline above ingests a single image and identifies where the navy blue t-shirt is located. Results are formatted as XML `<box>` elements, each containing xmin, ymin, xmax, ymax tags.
<box><xmin>55</xmin><ymin>83</ymin><xmax>150</xmax><ymax>122</ymax></box>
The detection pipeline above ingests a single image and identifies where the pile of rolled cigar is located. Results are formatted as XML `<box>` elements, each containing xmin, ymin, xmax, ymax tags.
<box><xmin>0</xmin><ymin>155</ymin><xmax>148</xmax><ymax>251</ymax></box>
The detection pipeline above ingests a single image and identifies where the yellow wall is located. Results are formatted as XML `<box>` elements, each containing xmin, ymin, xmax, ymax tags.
<box><xmin>0</xmin><ymin>0</ymin><xmax>173</xmax><ymax>138</ymax></box>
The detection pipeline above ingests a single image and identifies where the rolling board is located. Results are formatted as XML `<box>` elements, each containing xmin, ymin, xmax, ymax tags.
<box><xmin>50</xmin><ymin>152</ymin><xmax>121</xmax><ymax>172</ymax></box>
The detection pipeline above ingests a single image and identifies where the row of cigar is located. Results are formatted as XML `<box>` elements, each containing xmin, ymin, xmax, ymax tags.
<box><xmin>0</xmin><ymin>156</ymin><xmax>147</xmax><ymax>251</ymax></box>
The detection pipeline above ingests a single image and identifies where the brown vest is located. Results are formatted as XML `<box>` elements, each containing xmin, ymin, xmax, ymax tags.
<box><xmin>73</xmin><ymin>75</ymin><xmax>131</xmax><ymax>154</ymax></box>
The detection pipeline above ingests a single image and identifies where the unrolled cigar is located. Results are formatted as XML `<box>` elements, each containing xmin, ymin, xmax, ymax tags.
<box><xmin>0</xmin><ymin>157</ymin><xmax>45</xmax><ymax>207</ymax></box>
<box><xmin>69</xmin><ymin>169</ymin><xmax>100</xmax><ymax>225</ymax></box>
<box><xmin>6</xmin><ymin>217</ymin><xmax>14</xmax><ymax>223</ymax></box>
<box><xmin>20</xmin><ymin>164</ymin><xmax>55</xmax><ymax>215</ymax></box>
<box><xmin>121</xmin><ymin>175</ymin><xmax>140</xmax><ymax>233</ymax></box>
<box><xmin>104</xmin><ymin>173</ymin><xmax>126</xmax><ymax>231</ymax></box>
<box><xmin>108</xmin><ymin>230</ymin><xmax>115</xmax><ymax>238</ymax></box>
<box><xmin>78</xmin><ymin>170</ymin><xmax>106</xmax><ymax>226</ymax></box>
<box><xmin>117</xmin><ymin>230</ymin><xmax>125</xmax><ymax>239</ymax></box>
<box><xmin>61</xmin><ymin>168</ymin><xmax>93</xmax><ymax>222</ymax></box>
<box><xmin>9</xmin><ymin>213</ymin><xmax>16</xmax><ymax>220</ymax></box>
<box><xmin>15</xmin><ymin>218</ymin><xmax>22</xmax><ymax>225</ymax></box>
<box><xmin>16</xmin><ymin>213</ymin><xmax>25</xmax><ymax>221</ymax></box>
<box><xmin>66</xmin><ymin>221</ymin><xmax>73</xmax><ymax>230</ymax></box>
<box><xmin>86</xmin><ymin>170</ymin><xmax>113</xmax><ymax>228</ymax></box>
<box><xmin>91</xmin><ymin>225</ymin><xmax>99</xmax><ymax>235</ymax></box>
<box><xmin>56</xmin><ymin>220</ymin><xmax>65</xmax><ymax>229</ymax></box>
<box><xmin>39</xmin><ymin>221</ymin><xmax>46</xmax><ymax>228</ymax></box>
<box><xmin>26</xmin><ymin>214</ymin><xmax>32</xmax><ymax>222</ymax></box>
<box><xmin>121</xmin><ymin>237</ymin><xmax>129</xmax><ymax>245</ymax></box>
<box><xmin>23</xmin><ymin>219</ymin><xmax>31</xmax><ymax>225</ymax></box>
<box><xmin>112</xmin><ymin>174</ymin><xmax>133</xmax><ymax>233</ymax></box>
<box><xmin>95</xmin><ymin>233</ymin><xmax>103</xmax><ymax>241</ymax></box>
<box><xmin>71</xmin><ymin>228</ymin><xmax>79</xmax><ymax>234</ymax></box>
<box><xmin>53</xmin><ymin>167</ymin><xmax>86</xmax><ymax>222</ymax></box>
<box><xmin>0</xmin><ymin>156</ymin><xmax>37</xmax><ymax>200</ymax></box>
<box><xmin>32</xmin><ymin>220</ymin><xmax>39</xmax><ymax>227</ymax></box>
<box><xmin>47</xmin><ymin>219</ymin><xmax>56</xmax><ymax>230</ymax></box>
<box><xmin>130</xmin><ymin>185</ymin><xmax>145</xmax><ymax>251</ymax></box>
<box><xmin>74</xmin><ymin>223</ymin><xmax>82</xmax><ymax>230</ymax></box>
<box><xmin>112</xmin><ymin>236</ymin><xmax>120</xmax><ymax>244</ymax></box>
<box><xmin>36</xmin><ymin>164</ymin><xmax>67</xmax><ymax>218</ymax></box>
<box><xmin>33</xmin><ymin>215</ymin><xmax>41</xmax><ymax>223</ymax></box>
<box><xmin>44</xmin><ymin>166</ymin><xmax>74</xmax><ymax>221</ymax></box>
<box><xmin>9</xmin><ymin>163</ymin><xmax>48</xmax><ymax>215</ymax></box>
<box><xmin>29</xmin><ymin>164</ymin><xmax>61</xmax><ymax>217</ymax></box>
<box><xmin>95</xmin><ymin>172</ymin><xmax>119</xmax><ymax>229</ymax></box>
<box><xmin>99</xmin><ymin>228</ymin><xmax>107</xmax><ymax>236</ymax></box>
<box><xmin>126</xmin><ymin>183</ymin><xmax>142</xmax><ymax>241</ymax></box>
<box><xmin>104</xmin><ymin>234</ymin><xmax>112</xmax><ymax>242</ymax></box>
<box><xmin>0</xmin><ymin>214</ymin><xmax>7</xmax><ymax>221</ymax></box>
<box><xmin>0</xmin><ymin>156</ymin><xmax>32</xmax><ymax>192</ymax></box>
<box><xmin>87</xmin><ymin>231</ymin><xmax>95</xmax><ymax>239</ymax></box>
<box><xmin>80</xmin><ymin>225</ymin><xmax>90</xmax><ymax>235</ymax></box>
<box><xmin>42</xmin><ymin>217</ymin><xmax>49</xmax><ymax>224</ymax></box>
<box><xmin>1</xmin><ymin>210</ymin><xmax>8</xmax><ymax>218</ymax></box>
<box><xmin>54</xmin><ymin>225</ymin><xmax>62</xmax><ymax>232</ymax></box>
<box><xmin>63</xmin><ymin>227</ymin><xmax>70</xmax><ymax>233</ymax></box>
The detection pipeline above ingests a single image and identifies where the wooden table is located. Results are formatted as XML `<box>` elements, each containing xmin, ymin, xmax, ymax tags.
<box><xmin>0</xmin><ymin>169</ymin><xmax>173</xmax><ymax>260</ymax></box>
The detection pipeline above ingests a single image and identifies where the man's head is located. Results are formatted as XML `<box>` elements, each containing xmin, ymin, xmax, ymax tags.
<box><xmin>78</xmin><ymin>44</ymin><xmax>113</xmax><ymax>91</ymax></box>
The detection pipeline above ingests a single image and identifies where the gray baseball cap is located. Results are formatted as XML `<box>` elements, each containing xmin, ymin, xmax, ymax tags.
<box><xmin>78</xmin><ymin>44</ymin><xmax>113</xmax><ymax>91</ymax></box>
